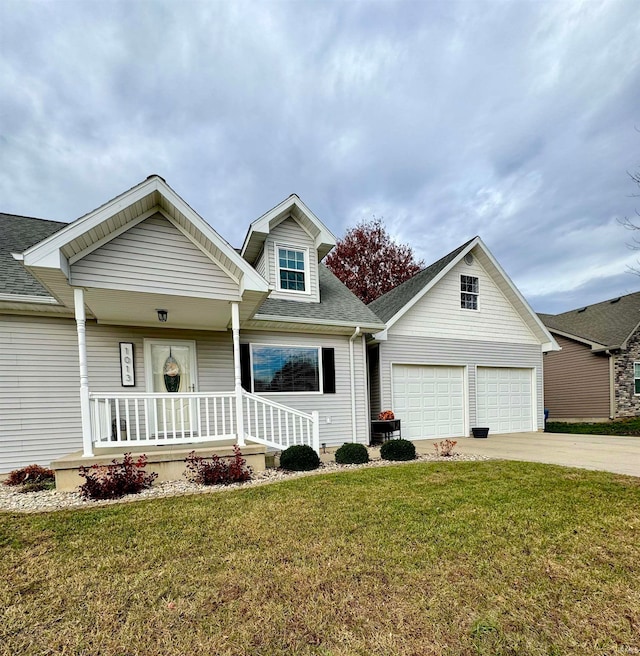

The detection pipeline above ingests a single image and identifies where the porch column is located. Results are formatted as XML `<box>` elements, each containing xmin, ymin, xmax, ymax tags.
<box><xmin>74</xmin><ymin>288</ymin><xmax>93</xmax><ymax>457</ymax></box>
<box><xmin>231</xmin><ymin>302</ymin><xmax>245</xmax><ymax>446</ymax></box>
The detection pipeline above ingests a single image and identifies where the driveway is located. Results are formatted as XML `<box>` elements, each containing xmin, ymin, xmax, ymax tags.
<box><xmin>413</xmin><ymin>432</ymin><xmax>640</xmax><ymax>477</ymax></box>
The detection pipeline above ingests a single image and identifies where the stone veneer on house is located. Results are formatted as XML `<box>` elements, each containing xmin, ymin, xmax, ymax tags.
<box><xmin>613</xmin><ymin>328</ymin><xmax>640</xmax><ymax>417</ymax></box>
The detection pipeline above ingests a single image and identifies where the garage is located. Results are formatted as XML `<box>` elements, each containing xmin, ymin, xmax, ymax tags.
<box><xmin>392</xmin><ymin>364</ymin><xmax>465</xmax><ymax>439</ymax></box>
<box><xmin>476</xmin><ymin>367</ymin><xmax>533</xmax><ymax>433</ymax></box>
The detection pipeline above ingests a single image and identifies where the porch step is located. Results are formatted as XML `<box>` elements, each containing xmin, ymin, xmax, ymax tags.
<box><xmin>51</xmin><ymin>440</ymin><xmax>267</xmax><ymax>492</ymax></box>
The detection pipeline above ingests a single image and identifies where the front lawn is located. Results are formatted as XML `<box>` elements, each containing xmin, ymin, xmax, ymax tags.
<box><xmin>1</xmin><ymin>461</ymin><xmax>639</xmax><ymax>655</ymax></box>
<box><xmin>547</xmin><ymin>417</ymin><xmax>640</xmax><ymax>436</ymax></box>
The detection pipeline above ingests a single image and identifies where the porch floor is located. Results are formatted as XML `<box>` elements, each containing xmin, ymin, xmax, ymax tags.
<box><xmin>52</xmin><ymin>440</ymin><xmax>267</xmax><ymax>492</ymax></box>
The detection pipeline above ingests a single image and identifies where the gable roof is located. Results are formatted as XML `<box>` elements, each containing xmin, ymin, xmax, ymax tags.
<box><xmin>369</xmin><ymin>236</ymin><xmax>558</xmax><ymax>350</ymax></box>
<box><xmin>0</xmin><ymin>213</ymin><xmax>66</xmax><ymax>298</ymax></box>
<box><xmin>241</xmin><ymin>194</ymin><xmax>336</xmax><ymax>264</ymax></box>
<box><xmin>539</xmin><ymin>291</ymin><xmax>640</xmax><ymax>349</ymax></box>
<box><xmin>22</xmin><ymin>175</ymin><xmax>270</xmax><ymax>295</ymax></box>
<box><xmin>255</xmin><ymin>264</ymin><xmax>384</xmax><ymax>330</ymax></box>
<box><xmin>369</xmin><ymin>238</ymin><xmax>475</xmax><ymax>322</ymax></box>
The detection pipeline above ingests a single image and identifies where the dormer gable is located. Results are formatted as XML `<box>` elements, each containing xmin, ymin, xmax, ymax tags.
<box><xmin>241</xmin><ymin>195</ymin><xmax>336</xmax><ymax>304</ymax></box>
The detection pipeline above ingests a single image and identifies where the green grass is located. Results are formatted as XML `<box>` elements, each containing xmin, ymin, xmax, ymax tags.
<box><xmin>547</xmin><ymin>417</ymin><xmax>640</xmax><ymax>436</ymax></box>
<box><xmin>1</xmin><ymin>461</ymin><xmax>639</xmax><ymax>655</ymax></box>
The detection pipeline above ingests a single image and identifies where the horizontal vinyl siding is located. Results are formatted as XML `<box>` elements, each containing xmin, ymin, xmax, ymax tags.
<box><xmin>265</xmin><ymin>217</ymin><xmax>320</xmax><ymax>303</ymax></box>
<box><xmin>71</xmin><ymin>214</ymin><xmax>239</xmax><ymax>300</ymax></box>
<box><xmin>378</xmin><ymin>335</ymin><xmax>544</xmax><ymax>432</ymax></box>
<box><xmin>242</xmin><ymin>330</ymin><xmax>367</xmax><ymax>446</ymax></box>
<box><xmin>543</xmin><ymin>334</ymin><xmax>610</xmax><ymax>420</ymax></box>
<box><xmin>391</xmin><ymin>257</ymin><xmax>539</xmax><ymax>345</ymax></box>
<box><xmin>0</xmin><ymin>315</ymin><xmax>82</xmax><ymax>472</ymax></box>
<box><xmin>0</xmin><ymin>316</ymin><xmax>367</xmax><ymax>472</ymax></box>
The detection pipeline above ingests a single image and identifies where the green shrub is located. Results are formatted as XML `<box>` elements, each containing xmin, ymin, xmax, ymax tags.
<box><xmin>335</xmin><ymin>442</ymin><xmax>369</xmax><ymax>465</ymax></box>
<box><xmin>380</xmin><ymin>438</ymin><xmax>416</xmax><ymax>461</ymax></box>
<box><xmin>280</xmin><ymin>445</ymin><xmax>320</xmax><ymax>471</ymax></box>
<box><xmin>4</xmin><ymin>464</ymin><xmax>55</xmax><ymax>488</ymax></box>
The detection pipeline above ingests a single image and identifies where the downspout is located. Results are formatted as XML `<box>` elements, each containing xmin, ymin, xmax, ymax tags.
<box><xmin>606</xmin><ymin>350</ymin><xmax>615</xmax><ymax>419</ymax></box>
<box><xmin>349</xmin><ymin>326</ymin><xmax>361</xmax><ymax>443</ymax></box>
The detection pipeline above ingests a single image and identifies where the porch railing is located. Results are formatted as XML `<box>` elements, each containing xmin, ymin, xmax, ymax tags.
<box><xmin>89</xmin><ymin>391</ymin><xmax>320</xmax><ymax>452</ymax></box>
<box><xmin>90</xmin><ymin>392</ymin><xmax>237</xmax><ymax>447</ymax></box>
<box><xmin>241</xmin><ymin>390</ymin><xmax>319</xmax><ymax>452</ymax></box>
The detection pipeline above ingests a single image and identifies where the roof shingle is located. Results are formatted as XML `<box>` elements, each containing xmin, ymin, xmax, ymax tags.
<box><xmin>539</xmin><ymin>291</ymin><xmax>640</xmax><ymax>348</ymax></box>
<box><xmin>0</xmin><ymin>213</ymin><xmax>67</xmax><ymax>297</ymax></box>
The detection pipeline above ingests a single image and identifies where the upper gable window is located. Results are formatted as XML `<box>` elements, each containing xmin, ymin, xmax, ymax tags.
<box><xmin>460</xmin><ymin>275</ymin><xmax>479</xmax><ymax>310</ymax></box>
<box><xmin>277</xmin><ymin>245</ymin><xmax>307</xmax><ymax>293</ymax></box>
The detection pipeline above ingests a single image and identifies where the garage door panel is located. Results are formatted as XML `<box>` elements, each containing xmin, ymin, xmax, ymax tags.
<box><xmin>477</xmin><ymin>367</ymin><xmax>533</xmax><ymax>434</ymax></box>
<box><xmin>392</xmin><ymin>365</ymin><xmax>465</xmax><ymax>440</ymax></box>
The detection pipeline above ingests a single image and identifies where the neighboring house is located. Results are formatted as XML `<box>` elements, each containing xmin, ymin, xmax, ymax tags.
<box><xmin>540</xmin><ymin>292</ymin><xmax>640</xmax><ymax>422</ymax></box>
<box><xmin>1</xmin><ymin>175</ymin><xmax>557</xmax><ymax>487</ymax></box>
<box><xmin>368</xmin><ymin>239</ymin><xmax>558</xmax><ymax>439</ymax></box>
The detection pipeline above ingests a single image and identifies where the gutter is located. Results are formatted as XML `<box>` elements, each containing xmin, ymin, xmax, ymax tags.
<box><xmin>606</xmin><ymin>349</ymin><xmax>616</xmax><ymax>419</ymax></box>
<box><xmin>349</xmin><ymin>326</ymin><xmax>361</xmax><ymax>443</ymax></box>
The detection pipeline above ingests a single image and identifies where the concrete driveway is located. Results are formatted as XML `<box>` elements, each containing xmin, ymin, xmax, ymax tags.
<box><xmin>413</xmin><ymin>432</ymin><xmax>640</xmax><ymax>477</ymax></box>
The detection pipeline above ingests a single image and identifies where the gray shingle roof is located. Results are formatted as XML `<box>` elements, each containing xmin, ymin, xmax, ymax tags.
<box><xmin>0</xmin><ymin>213</ymin><xmax>67</xmax><ymax>297</ymax></box>
<box><xmin>256</xmin><ymin>265</ymin><xmax>384</xmax><ymax>327</ymax></box>
<box><xmin>539</xmin><ymin>291</ymin><xmax>640</xmax><ymax>348</ymax></box>
<box><xmin>368</xmin><ymin>237</ymin><xmax>476</xmax><ymax>322</ymax></box>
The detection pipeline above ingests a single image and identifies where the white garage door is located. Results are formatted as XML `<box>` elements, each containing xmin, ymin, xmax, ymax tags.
<box><xmin>476</xmin><ymin>367</ymin><xmax>533</xmax><ymax>433</ymax></box>
<box><xmin>392</xmin><ymin>365</ymin><xmax>465</xmax><ymax>440</ymax></box>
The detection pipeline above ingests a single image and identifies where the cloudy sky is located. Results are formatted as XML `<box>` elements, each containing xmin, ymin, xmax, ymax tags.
<box><xmin>1</xmin><ymin>0</ymin><xmax>639</xmax><ymax>313</ymax></box>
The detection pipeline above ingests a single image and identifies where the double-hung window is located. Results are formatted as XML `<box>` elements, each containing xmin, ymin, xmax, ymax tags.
<box><xmin>460</xmin><ymin>275</ymin><xmax>479</xmax><ymax>310</ymax></box>
<box><xmin>634</xmin><ymin>363</ymin><xmax>640</xmax><ymax>395</ymax></box>
<box><xmin>251</xmin><ymin>345</ymin><xmax>321</xmax><ymax>393</ymax></box>
<box><xmin>277</xmin><ymin>246</ymin><xmax>306</xmax><ymax>292</ymax></box>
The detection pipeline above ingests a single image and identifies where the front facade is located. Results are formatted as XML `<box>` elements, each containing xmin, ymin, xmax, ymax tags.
<box><xmin>1</xmin><ymin>177</ymin><xmax>382</xmax><ymax>476</ymax></box>
<box><xmin>369</xmin><ymin>239</ymin><xmax>557</xmax><ymax>439</ymax></box>
<box><xmin>541</xmin><ymin>293</ymin><xmax>640</xmax><ymax>421</ymax></box>
<box><xmin>1</xmin><ymin>176</ymin><xmax>557</xmax><ymax>482</ymax></box>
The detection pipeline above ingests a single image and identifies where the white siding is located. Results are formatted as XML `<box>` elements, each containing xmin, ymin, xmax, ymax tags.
<box><xmin>264</xmin><ymin>217</ymin><xmax>320</xmax><ymax>303</ymax></box>
<box><xmin>390</xmin><ymin>257</ymin><xmax>539</xmax><ymax>345</ymax></box>
<box><xmin>255</xmin><ymin>249</ymin><xmax>267</xmax><ymax>278</ymax></box>
<box><xmin>242</xmin><ymin>330</ymin><xmax>368</xmax><ymax>447</ymax></box>
<box><xmin>71</xmin><ymin>214</ymin><xmax>240</xmax><ymax>300</ymax></box>
<box><xmin>378</xmin><ymin>334</ymin><xmax>544</xmax><ymax>431</ymax></box>
<box><xmin>0</xmin><ymin>316</ymin><xmax>368</xmax><ymax>472</ymax></box>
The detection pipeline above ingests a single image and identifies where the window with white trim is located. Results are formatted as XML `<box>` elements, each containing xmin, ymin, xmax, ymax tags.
<box><xmin>277</xmin><ymin>246</ymin><xmax>306</xmax><ymax>292</ymax></box>
<box><xmin>634</xmin><ymin>362</ymin><xmax>640</xmax><ymax>394</ymax></box>
<box><xmin>460</xmin><ymin>275</ymin><xmax>479</xmax><ymax>310</ymax></box>
<box><xmin>251</xmin><ymin>345</ymin><xmax>320</xmax><ymax>393</ymax></box>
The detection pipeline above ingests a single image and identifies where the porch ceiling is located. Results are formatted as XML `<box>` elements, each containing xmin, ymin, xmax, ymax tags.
<box><xmin>83</xmin><ymin>288</ymin><xmax>235</xmax><ymax>330</ymax></box>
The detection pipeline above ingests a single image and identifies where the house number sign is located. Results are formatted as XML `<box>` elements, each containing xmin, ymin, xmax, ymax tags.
<box><xmin>119</xmin><ymin>342</ymin><xmax>135</xmax><ymax>387</ymax></box>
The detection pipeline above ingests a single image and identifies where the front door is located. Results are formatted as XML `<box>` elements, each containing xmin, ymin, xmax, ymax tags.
<box><xmin>144</xmin><ymin>339</ymin><xmax>198</xmax><ymax>437</ymax></box>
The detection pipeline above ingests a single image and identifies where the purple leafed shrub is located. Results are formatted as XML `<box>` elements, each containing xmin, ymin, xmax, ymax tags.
<box><xmin>433</xmin><ymin>439</ymin><xmax>458</xmax><ymax>457</ymax></box>
<box><xmin>184</xmin><ymin>446</ymin><xmax>252</xmax><ymax>486</ymax></box>
<box><xmin>5</xmin><ymin>464</ymin><xmax>55</xmax><ymax>487</ymax></box>
<box><xmin>78</xmin><ymin>453</ymin><xmax>158</xmax><ymax>500</ymax></box>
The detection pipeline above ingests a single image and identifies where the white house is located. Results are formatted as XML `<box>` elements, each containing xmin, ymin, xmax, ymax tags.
<box><xmin>0</xmin><ymin>175</ymin><xmax>557</xmax><ymax>488</ymax></box>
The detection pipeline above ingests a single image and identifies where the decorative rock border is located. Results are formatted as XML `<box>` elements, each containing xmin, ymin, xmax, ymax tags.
<box><xmin>0</xmin><ymin>448</ymin><xmax>491</xmax><ymax>514</ymax></box>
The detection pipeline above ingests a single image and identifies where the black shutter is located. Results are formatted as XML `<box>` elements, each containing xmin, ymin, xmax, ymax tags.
<box><xmin>322</xmin><ymin>348</ymin><xmax>336</xmax><ymax>394</ymax></box>
<box><xmin>240</xmin><ymin>343</ymin><xmax>251</xmax><ymax>391</ymax></box>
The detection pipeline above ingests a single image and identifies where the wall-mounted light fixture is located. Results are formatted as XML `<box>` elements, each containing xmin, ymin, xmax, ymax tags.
<box><xmin>157</xmin><ymin>309</ymin><xmax>168</xmax><ymax>323</ymax></box>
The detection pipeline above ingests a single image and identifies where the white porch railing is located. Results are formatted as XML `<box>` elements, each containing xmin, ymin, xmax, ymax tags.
<box><xmin>90</xmin><ymin>392</ymin><xmax>237</xmax><ymax>447</ymax></box>
<box><xmin>241</xmin><ymin>390</ymin><xmax>320</xmax><ymax>452</ymax></box>
<box><xmin>89</xmin><ymin>391</ymin><xmax>320</xmax><ymax>452</ymax></box>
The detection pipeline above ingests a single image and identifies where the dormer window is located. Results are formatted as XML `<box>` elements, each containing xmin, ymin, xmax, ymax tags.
<box><xmin>461</xmin><ymin>275</ymin><xmax>479</xmax><ymax>310</ymax></box>
<box><xmin>277</xmin><ymin>245</ymin><xmax>307</xmax><ymax>292</ymax></box>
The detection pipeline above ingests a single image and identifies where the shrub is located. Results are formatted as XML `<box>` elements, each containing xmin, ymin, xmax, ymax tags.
<box><xmin>4</xmin><ymin>464</ymin><xmax>55</xmax><ymax>488</ymax></box>
<box><xmin>434</xmin><ymin>439</ymin><xmax>458</xmax><ymax>457</ymax></box>
<box><xmin>335</xmin><ymin>442</ymin><xmax>369</xmax><ymax>465</ymax></box>
<box><xmin>78</xmin><ymin>453</ymin><xmax>158</xmax><ymax>500</ymax></box>
<box><xmin>280</xmin><ymin>444</ymin><xmax>320</xmax><ymax>471</ymax></box>
<box><xmin>184</xmin><ymin>446</ymin><xmax>252</xmax><ymax>485</ymax></box>
<box><xmin>380</xmin><ymin>438</ymin><xmax>416</xmax><ymax>461</ymax></box>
